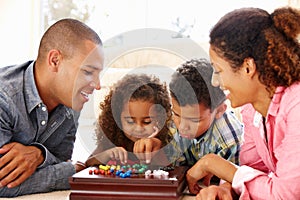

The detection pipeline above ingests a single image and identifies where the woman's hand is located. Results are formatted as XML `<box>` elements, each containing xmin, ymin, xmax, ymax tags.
<box><xmin>186</xmin><ymin>163</ymin><xmax>212</xmax><ymax>194</ymax></box>
<box><xmin>196</xmin><ymin>181</ymin><xmax>239</xmax><ymax>200</ymax></box>
<box><xmin>186</xmin><ymin>154</ymin><xmax>238</xmax><ymax>195</ymax></box>
<box><xmin>196</xmin><ymin>183</ymin><xmax>234</xmax><ymax>200</ymax></box>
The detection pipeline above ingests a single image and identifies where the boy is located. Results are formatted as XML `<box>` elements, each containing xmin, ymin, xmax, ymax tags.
<box><xmin>165</xmin><ymin>58</ymin><xmax>243</xmax><ymax>167</ymax></box>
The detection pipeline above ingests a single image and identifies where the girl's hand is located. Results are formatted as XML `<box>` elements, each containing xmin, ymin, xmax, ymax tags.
<box><xmin>105</xmin><ymin>147</ymin><xmax>128</xmax><ymax>164</ymax></box>
<box><xmin>147</xmin><ymin>125</ymin><xmax>159</xmax><ymax>138</ymax></box>
<box><xmin>133</xmin><ymin>137</ymin><xmax>162</xmax><ymax>163</ymax></box>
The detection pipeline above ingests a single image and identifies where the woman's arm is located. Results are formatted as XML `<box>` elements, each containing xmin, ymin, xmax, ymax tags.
<box><xmin>186</xmin><ymin>153</ymin><xmax>238</xmax><ymax>194</ymax></box>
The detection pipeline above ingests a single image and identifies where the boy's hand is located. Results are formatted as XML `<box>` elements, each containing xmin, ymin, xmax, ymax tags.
<box><xmin>133</xmin><ymin>138</ymin><xmax>162</xmax><ymax>163</ymax></box>
<box><xmin>0</xmin><ymin>142</ymin><xmax>44</xmax><ymax>188</ymax></box>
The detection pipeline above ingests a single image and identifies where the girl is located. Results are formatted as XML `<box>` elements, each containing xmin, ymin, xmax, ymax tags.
<box><xmin>85</xmin><ymin>73</ymin><xmax>173</xmax><ymax>166</ymax></box>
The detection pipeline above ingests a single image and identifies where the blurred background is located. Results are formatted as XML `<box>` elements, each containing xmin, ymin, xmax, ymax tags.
<box><xmin>1</xmin><ymin>0</ymin><xmax>299</xmax><ymax>162</ymax></box>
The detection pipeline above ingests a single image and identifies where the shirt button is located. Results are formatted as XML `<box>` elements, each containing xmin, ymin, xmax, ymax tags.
<box><xmin>42</xmin><ymin>107</ymin><xmax>47</xmax><ymax>111</ymax></box>
<box><xmin>41</xmin><ymin>121</ymin><xmax>46</xmax><ymax>126</ymax></box>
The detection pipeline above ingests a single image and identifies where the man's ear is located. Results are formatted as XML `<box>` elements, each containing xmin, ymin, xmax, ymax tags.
<box><xmin>47</xmin><ymin>49</ymin><xmax>61</xmax><ymax>72</ymax></box>
<box><xmin>243</xmin><ymin>57</ymin><xmax>256</xmax><ymax>78</ymax></box>
<box><xmin>215</xmin><ymin>103</ymin><xmax>227</xmax><ymax>119</ymax></box>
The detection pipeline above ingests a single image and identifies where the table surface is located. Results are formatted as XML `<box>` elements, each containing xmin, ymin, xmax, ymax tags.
<box><xmin>0</xmin><ymin>190</ymin><xmax>196</xmax><ymax>200</ymax></box>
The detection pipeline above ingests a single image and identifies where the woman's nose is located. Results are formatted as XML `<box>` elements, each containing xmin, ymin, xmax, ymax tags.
<box><xmin>211</xmin><ymin>73</ymin><xmax>220</xmax><ymax>87</ymax></box>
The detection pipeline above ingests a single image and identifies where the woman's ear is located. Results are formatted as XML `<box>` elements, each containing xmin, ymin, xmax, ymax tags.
<box><xmin>215</xmin><ymin>103</ymin><xmax>227</xmax><ymax>119</ymax></box>
<box><xmin>243</xmin><ymin>58</ymin><xmax>256</xmax><ymax>78</ymax></box>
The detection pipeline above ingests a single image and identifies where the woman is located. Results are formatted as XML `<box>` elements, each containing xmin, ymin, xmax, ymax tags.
<box><xmin>186</xmin><ymin>6</ymin><xmax>300</xmax><ymax>200</ymax></box>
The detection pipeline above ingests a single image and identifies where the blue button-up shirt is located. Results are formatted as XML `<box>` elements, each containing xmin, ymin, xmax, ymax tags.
<box><xmin>0</xmin><ymin>61</ymin><xmax>79</xmax><ymax>197</ymax></box>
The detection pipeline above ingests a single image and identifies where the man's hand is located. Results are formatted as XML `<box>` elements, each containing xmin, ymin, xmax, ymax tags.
<box><xmin>0</xmin><ymin>142</ymin><xmax>44</xmax><ymax>188</ymax></box>
<box><xmin>133</xmin><ymin>138</ymin><xmax>162</xmax><ymax>164</ymax></box>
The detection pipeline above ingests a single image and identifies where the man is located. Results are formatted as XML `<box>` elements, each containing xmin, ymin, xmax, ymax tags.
<box><xmin>0</xmin><ymin>18</ymin><xmax>104</xmax><ymax>197</ymax></box>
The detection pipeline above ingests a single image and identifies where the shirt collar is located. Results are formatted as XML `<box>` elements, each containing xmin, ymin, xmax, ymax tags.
<box><xmin>193</xmin><ymin>121</ymin><xmax>215</xmax><ymax>143</ymax></box>
<box><xmin>24</xmin><ymin>62</ymin><xmax>43</xmax><ymax>113</ymax></box>
<box><xmin>268</xmin><ymin>86</ymin><xmax>285</xmax><ymax>117</ymax></box>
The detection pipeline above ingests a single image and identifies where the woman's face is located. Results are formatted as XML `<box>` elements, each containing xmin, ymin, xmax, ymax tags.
<box><xmin>121</xmin><ymin>100</ymin><xmax>158</xmax><ymax>142</ymax></box>
<box><xmin>209</xmin><ymin>47</ymin><xmax>250</xmax><ymax>108</ymax></box>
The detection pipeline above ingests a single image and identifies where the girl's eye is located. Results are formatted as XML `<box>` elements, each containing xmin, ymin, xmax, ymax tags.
<box><xmin>126</xmin><ymin>120</ymin><xmax>134</xmax><ymax>124</ymax></box>
<box><xmin>143</xmin><ymin>121</ymin><xmax>152</xmax><ymax>125</ymax></box>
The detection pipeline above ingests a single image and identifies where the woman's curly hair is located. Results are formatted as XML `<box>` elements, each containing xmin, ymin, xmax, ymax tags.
<box><xmin>95</xmin><ymin>73</ymin><xmax>172</xmax><ymax>152</ymax></box>
<box><xmin>209</xmin><ymin>7</ymin><xmax>300</xmax><ymax>96</ymax></box>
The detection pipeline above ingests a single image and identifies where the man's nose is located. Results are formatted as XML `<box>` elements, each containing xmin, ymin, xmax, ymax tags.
<box><xmin>91</xmin><ymin>78</ymin><xmax>101</xmax><ymax>90</ymax></box>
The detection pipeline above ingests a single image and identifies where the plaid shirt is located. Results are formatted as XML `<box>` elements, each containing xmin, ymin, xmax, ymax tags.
<box><xmin>165</xmin><ymin>110</ymin><xmax>243</xmax><ymax>166</ymax></box>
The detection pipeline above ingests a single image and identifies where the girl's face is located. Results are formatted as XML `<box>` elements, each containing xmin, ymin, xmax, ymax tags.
<box><xmin>121</xmin><ymin>100</ymin><xmax>158</xmax><ymax>142</ymax></box>
<box><xmin>209</xmin><ymin>47</ymin><xmax>250</xmax><ymax>108</ymax></box>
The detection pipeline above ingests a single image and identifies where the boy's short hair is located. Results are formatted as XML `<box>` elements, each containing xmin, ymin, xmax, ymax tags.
<box><xmin>169</xmin><ymin>58</ymin><xmax>226</xmax><ymax>111</ymax></box>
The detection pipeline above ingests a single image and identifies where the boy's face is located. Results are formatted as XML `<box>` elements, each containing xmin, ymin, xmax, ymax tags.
<box><xmin>171</xmin><ymin>98</ymin><xmax>216</xmax><ymax>139</ymax></box>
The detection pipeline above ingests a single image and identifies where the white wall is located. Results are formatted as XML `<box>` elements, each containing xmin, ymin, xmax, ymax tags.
<box><xmin>0</xmin><ymin>0</ymin><xmax>42</xmax><ymax>67</ymax></box>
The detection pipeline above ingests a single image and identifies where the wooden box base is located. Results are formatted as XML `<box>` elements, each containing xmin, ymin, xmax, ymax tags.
<box><xmin>69</xmin><ymin>166</ymin><xmax>188</xmax><ymax>200</ymax></box>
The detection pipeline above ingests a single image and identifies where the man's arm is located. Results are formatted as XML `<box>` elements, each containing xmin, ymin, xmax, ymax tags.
<box><xmin>0</xmin><ymin>142</ymin><xmax>44</xmax><ymax>188</ymax></box>
<box><xmin>0</xmin><ymin>161</ymin><xmax>75</xmax><ymax>197</ymax></box>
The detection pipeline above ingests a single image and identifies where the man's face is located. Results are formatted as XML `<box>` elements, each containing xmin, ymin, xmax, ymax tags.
<box><xmin>171</xmin><ymin>98</ymin><xmax>216</xmax><ymax>139</ymax></box>
<box><xmin>59</xmin><ymin>41</ymin><xmax>104</xmax><ymax>111</ymax></box>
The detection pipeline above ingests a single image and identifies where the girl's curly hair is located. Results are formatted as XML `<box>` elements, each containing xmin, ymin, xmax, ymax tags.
<box><xmin>95</xmin><ymin>73</ymin><xmax>172</xmax><ymax>152</ymax></box>
<box><xmin>209</xmin><ymin>7</ymin><xmax>300</xmax><ymax>96</ymax></box>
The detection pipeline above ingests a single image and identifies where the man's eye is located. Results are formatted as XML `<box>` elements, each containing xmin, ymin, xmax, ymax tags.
<box><xmin>83</xmin><ymin>70</ymin><xmax>93</xmax><ymax>75</ymax></box>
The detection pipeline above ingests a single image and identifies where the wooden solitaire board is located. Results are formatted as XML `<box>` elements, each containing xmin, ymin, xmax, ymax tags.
<box><xmin>69</xmin><ymin>166</ymin><xmax>188</xmax><ymax>200</ymax></box>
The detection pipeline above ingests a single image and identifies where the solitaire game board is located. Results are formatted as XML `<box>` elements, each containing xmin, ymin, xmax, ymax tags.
<box><xmin>69</xmin><ymin>165</ymin><xmax>188</xmax><ymax>200</ymax></box>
